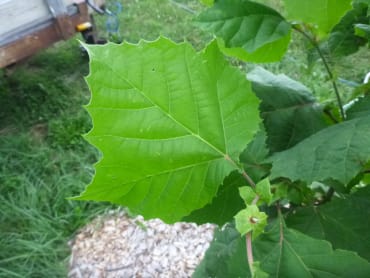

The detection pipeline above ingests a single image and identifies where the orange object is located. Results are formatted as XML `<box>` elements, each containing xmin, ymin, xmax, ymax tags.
<box><xmin>76</xmin><ymin>22</ymin><xmax>92</xmax><ymax>32</ymax></box>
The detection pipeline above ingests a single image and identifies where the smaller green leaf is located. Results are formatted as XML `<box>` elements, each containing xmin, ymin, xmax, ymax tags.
<box><xmin>286</xmin><ymin>186</ymin><xmax>370</xmax><ymax>261</ymax></box>
<box><xmin>183</xmin><ymin>171</ymin><xmax>246</xmax><ymax>226</ymax></box>
<box><xmin>355</xmin><ymin>23</ymin><xmax>370</xmax><ymax>39</ymax></box>
<box><xmin>239</xmin><ymin>186</ymin><xmax>257</xmax><ymax>205</ymax></box>
<box><xmin>252</xmin><ymin>262</ymin><xmax>269</xmax><ymax>278</ymax></box>
<box><xmin>346</xmin><ymin>94</ymin><xmax>370</xmax><ymax>120</ymax></box>
<box><xmin>352</xmin><ymin>82</ymin><xmax>370</xmax><ymax>99</ymax></box>
<box><xmin>240</xmin><ymin>128</ymin><xmax>271</xmax><ymax>182</ymax></box>
<box><xmin>287</xmin><ymin>182</ymin><xmax>315</xmax><ymax>205</ymax></box>
<box><xmin>197</xmin><ymin>218</ymin><xmax>370</xmax><ymax>277</ymax></box>
<box><xmin>199</xmin><ymin>0</ymin><xmax>214</xmax><ymax>6</ymax></box>
<box><xmin>234</xmin><ymin>205</ymin><xmax>267</xmax><ymax>238</ymax></box>
<box><xmin>271</xmin><ymin>115</ymin><xmax>370</xmax><ymax>184</ymax></box>
<box><xmin>254</xmin><ymin>217</ymin><xmax>370</xmax><ymax>277</ymax></box>
<box><xmin>217</xmin><ymin>31</ymin><xmax>291</xmax><ymax>62</ymax></box>
<box><xmin>193</xmin><ymin>224</ymin><xmax>249</xmax><ymax>278</ymax></box>
<box><xmin>247</xmin><ymin>67</ymin><xmax>328</xmax><ymax>153</ymax></box>
<box><xmin>270</xmin><ymin>183</ymin><xmax>288</xmax><ymax>203</ymax></box>
<box><xmin>314</xmin><ymin>3</ymin><xmax>370</xmax><ymax>58</ymax></box>
<box><xmin>283</xmin><ymin>0</ymin><xmax>352</xmax><ymax>35</ymax></box>
<box><xmin>256</xmin><ymin>178</ymin><xmax>272</xmax><ymax>204</ymax></box>
<box><xmin>196</xmin><ymin>0</ymin><xmax>291</xmax><ymax>62</ymax></box>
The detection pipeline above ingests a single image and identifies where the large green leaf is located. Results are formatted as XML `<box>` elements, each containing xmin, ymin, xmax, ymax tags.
<box><xmin>75</xmin><ymin>38</ymin><xmax>260</xmax><ymax>223</ymax></box>
<box><xmin>195</xmin><ymin>220</ymin><xmax>370</xmax><ymax>277</ymax></box>
<box><xmin>247</xmin><ymin>67</ymin><xmax>328</xmax><ymax>153</ymax></box>
<box><xmin>283</xmin><ymin>0</ymin><xmax>352</xmax><ymax>35</ymax></box>
<box><xmin>271</xmin><ymin>115</ymin><xmax>370</xmax><ymax>184</ymax></box>
<box><xmin>254</xmin><ymin>217</ymin><xmax>370</xmax><ymax>277</ymax></box>
<box><xmin>286</xmin><ymin>186</ymin><xmax>370</xmax><ymax>261</ymax></box>
<box><xmin>196</xmin><ymin>0</ymin><xmax>291</xmax><ymax>62</ymax></box>
<box><xmin>193</xmin><ymin>223</ymin><xmax>250</xmax><ymax>278</ymax></box>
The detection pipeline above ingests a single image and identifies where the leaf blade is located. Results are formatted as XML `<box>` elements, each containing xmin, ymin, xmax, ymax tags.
<box><xmin>283</xmin><ymin>0</ymin><xmax>352</xmax><ymax>34</ymax></box>
<box><xmin>286</xmin><ymin>186</ymin><xmax>370</xmax><ymax>261</ymax></box>
<box><xmin>77</xmin><ymin>38</ymin><xmax>260</xmax><ymax>222</ymax></box>
<box><xmin>255</xmin><ymin>218</ymin><xmax>370</xmax><ymax>277</ymax></box>
<box><xmin>196</xmin><ymin>0</ymin><xmax>291</xmax><ymax>61</ymax></box>
<box><xmin>270</xmin><ymin>115</ymin><xmax>370</xmax><ymax>184</ymax></box>
<box><xmin>247</xmin><ymin>67</ymin><xmax>328</xmax><ymax>153</ymax></box>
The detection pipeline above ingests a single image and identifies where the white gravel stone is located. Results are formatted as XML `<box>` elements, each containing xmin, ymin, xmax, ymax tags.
<box><xmin>68</xmin><ymin>210</ymin><xmax>216</xmax><ymax>277</ymax></box>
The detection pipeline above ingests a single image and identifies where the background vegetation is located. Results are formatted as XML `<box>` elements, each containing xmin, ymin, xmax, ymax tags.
<box><xmin>0</xmin><ymin>0</ymin><xmax>368</xmax><ymax>277</ymax></box>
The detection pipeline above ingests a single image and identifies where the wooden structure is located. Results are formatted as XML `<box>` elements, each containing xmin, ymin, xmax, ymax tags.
<box><xmin>0</xmin><ymin>0</ymin><xmax>104</xmax><ymax>68</ymax></box>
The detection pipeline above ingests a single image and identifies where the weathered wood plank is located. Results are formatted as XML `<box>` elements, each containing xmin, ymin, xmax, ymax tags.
<box><xmin>0</xmin><ymin>0</ymin><xmax>51</xmax><ymax>35</ymax></box>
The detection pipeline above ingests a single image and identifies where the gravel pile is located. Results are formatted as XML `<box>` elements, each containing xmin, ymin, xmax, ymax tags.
<box><xmin>68</xmin><ymin>210</ymin><xmax>215</xmax><ymax>277</ymax></box>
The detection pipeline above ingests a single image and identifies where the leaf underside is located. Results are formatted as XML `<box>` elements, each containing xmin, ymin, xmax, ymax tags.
<box><xmin>240</xmin><ymin>128</ymin><xmax>271</xmax><ymax>182</ymax></box>
<box><xmin>283</xmin><ymin>0</ymin><xmax>353</xmax><ymax>34</ymax></box>
<box><xmin>247</xmin><ymin>67</ymin><xmax>328</xmax><ymax>153</ymax></box>
<box><xmin>196</xmin><ymin>219</ymin><xmax>370</xmax><ymax>277</ymax></box>
<box><xmin>254</xmin><ymin>218</ymin><xmax>370</xmax><ymax>277</ymax></box>
<box><xmin>193</xmin><ymin>224</ymin><xmax>250</xmax><ymax>278</ymax></box>
<box><xmin>346</xmin><ymin>94</ymin><xmax>370</xmax><ymax>120</ymax></box>
<box><xmin>196</xmin><ymin>0</ymin><xmax>291</xmax><ymax>62</ymax></box>
<box><xmin>270</xmin><ymin>115</ymin><xmax>370</xmax><ymax>184</ymax></box>
<box><xmin>325</xmin><ymin>3</ymin><xmax>369</xmax><ymax>57</ymax></box>
<box><xmin>287</xmin><ymin>186</ymin><xmax>370</xmax><ymax>261</ymax></box>
<box><xmin>76</xmin><ymin>38</ymin><xmax>260</xmax><ymax>223</ymax></box>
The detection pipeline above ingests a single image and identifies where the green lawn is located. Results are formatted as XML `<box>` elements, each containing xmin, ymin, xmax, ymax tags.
<box><xmin>0</xmin><ymin>0</ymin><xmax>369</xmax><ymax>277</ymax></box>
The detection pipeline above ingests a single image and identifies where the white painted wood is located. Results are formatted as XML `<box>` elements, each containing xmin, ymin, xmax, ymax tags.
<box><xmin>364</xmin><ymin>72</ymin><xmax>370</xmax><ymax>84</ymax></box>
<box><xmin>0</xmin><ymin>0</ymin><xmax>105</xmax><ymax>46</ymax></box>
<box><xmin>0</xmin><ymin>0</ymin><xmax>52</xmax><ymax>35</ymax></box>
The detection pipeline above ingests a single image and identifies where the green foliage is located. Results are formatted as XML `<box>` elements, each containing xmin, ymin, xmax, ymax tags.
<box><xmin>79</xmin><ymin>0</ymin><xmax>370</xmax><ymax>276</ymax></box>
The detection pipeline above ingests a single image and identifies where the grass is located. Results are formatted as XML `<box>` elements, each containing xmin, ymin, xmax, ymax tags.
<box><xmin>0</xmin><ymin>0</ymin><xmax>369</xmax><ymax>277</ymax></box>
<box><xmin>0</xmin><ymin>40</ymin><xmax>113</xmax><ymax>277</ymax></box>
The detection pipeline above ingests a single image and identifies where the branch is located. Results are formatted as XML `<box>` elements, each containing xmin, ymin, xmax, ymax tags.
<box><xmin>224</xmin><ymin>154</ymin><xmax>259</xmax><ymax>275</ymax></box>
<box><xmin>245</xmin><ymin>195</ymin><xmax>260</xmax><ymax>276</ymax></box>
<box><xmin>293</xmin><ymin>25</ymin><xmax>346</xmax><ymax>121</ymax></box>
<box><xmin>224</xmin><ymin>154</ymin><xmax>256</xmax><ymax>188</ymax></box>
<box><xmin>242</xmin><ymin>170</ymin><xmax>257</xmax><ymax>188</ymax></box>
<box><xmin>246</xmin><ymin>233</ymin><xmax>254</xmax><ymax>274</ymax></box>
